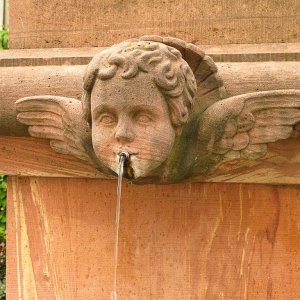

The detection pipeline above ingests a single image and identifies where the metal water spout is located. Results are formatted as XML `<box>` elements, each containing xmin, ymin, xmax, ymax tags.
<box><xmin>111</xmin><ymin>151</ymin><xmax>130</xmax><ymax>300</ymax></box>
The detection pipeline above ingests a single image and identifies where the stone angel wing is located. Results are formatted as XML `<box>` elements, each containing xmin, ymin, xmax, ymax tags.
<box><xmin>197</xmin><ymin>90</ymin><xmax>300</xmax><ymax>172</ymax></box>
<box><xmin>16</xmin><ymin>95</ymin><xmax>95</xmax><ymax>164</ymax></box>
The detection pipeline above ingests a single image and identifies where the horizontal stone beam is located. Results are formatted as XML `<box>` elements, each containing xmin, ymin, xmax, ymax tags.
<box><xmin>1</xmin><ymin>43</ymin><xmax>299</xmax><ymax>67</ymax></box>
<box><xmin>1</xmin><ymin>61</ymin><xmax>300</xmax><ymax>136</ymax></box>
<box><xmin>1</xmin><ymin>136</ymin><xmax>300</xmax><ymax>185</ymax></box>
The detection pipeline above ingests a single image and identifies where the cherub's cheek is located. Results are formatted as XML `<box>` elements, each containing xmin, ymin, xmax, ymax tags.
<box><xmin>92</xmin><ymin>126</ymin><xmax>112</xmax><ymax>140</ymax></box>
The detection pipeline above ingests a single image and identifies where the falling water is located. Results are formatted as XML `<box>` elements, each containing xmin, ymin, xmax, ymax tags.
<box><xmin>111</xmin><ymin>151</ymin><xmax>129</xmax><ymax>300</ymax></box>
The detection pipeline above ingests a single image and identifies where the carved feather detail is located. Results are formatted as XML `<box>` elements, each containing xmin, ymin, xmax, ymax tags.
<box><xmin>16</xmin><ymin>96</ymin><xmax>94</xmax><ymax>163</ymax></box>
<box><xmin>198</xmin><ymin>90</ymin><xmax>300</xmax><ymax>163</ymax></box>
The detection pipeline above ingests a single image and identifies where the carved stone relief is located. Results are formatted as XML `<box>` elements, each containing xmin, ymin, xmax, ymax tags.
<box><xmin>15</xmin><ymin>36</ymin><xmax>300</xmax><ymax>183</ymax></box>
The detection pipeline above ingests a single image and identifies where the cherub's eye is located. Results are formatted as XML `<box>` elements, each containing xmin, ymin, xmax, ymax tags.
<box><xmin>135</xmin><ymin>113</ymin><xmax>153</xmax><ymax>124</ymax></box>
<box><xmin>99</xmin><ymin>114</ymin><xmax>116</xmax><ymax>125</ymax></box>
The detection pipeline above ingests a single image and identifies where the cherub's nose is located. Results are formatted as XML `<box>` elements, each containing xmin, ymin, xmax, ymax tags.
<box><xmin>114</xmin><ymin>119</ymin><xmax>135</xmax><ymax>143</ymax></box>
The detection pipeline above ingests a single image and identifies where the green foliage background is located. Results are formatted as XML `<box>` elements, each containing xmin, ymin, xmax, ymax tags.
<box><xmin>0</xmin><ymin>26</ymin><xmax>8</xmax><ymax>50</ymax></box>
<box><xmin>0</xmin><ymin>176</ymin><xmax>6</xmax><ymax>299</ymax></box>
<box><xmin>0</xmin><ymin>3</ymin><xmax>9</xmax><ymax>298</ymax></box>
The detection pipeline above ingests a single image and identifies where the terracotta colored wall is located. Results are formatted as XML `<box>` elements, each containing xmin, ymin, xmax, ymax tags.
<box><xmin>7</xmin><ymin>178</ymin><xmax>300</xmax><ymax>299</ymax></box>
<box><xmin>9</xmin><ymin>0</ymin><xmax>300</xmax><ymax>49</ymax></box>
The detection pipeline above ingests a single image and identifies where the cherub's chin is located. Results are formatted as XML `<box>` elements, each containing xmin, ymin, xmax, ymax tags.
<box><xmin>129</xmin><ymin>156</ymin><xmax>151</xmax><ymax>179</ymax></box>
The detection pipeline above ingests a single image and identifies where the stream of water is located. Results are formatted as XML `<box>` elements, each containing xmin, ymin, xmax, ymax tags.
<box><xmin>111</xmin><ymin>152</ymin><xmax>128</xmax><ymax>300</ymax></box>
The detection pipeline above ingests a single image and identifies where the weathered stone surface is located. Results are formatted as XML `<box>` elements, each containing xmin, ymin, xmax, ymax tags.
<box><xmin>9</xmin><ymin>0</ymin><xmax>300</xmax><ymax>48</ymax></box>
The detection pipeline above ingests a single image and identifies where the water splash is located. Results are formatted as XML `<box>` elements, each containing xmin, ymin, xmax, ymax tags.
<box><xmin>111</xmin><ymin>151</ymin><xmax>129</xmax><ymax>300</ymax></box>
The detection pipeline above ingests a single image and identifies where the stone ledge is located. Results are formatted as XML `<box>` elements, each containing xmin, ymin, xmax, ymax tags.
<box><xmin>0</xmin><ymin>43</ymin><xmax>299</xmax><ymax>67</ymax></box>
<box><xmin>1</xmin><ymin>136</ymin><xmax>300</xmax><ymax>185</ymax></box>
<box><xmin>2</xmin><ymin>62</ymin><xmax>300</xmax><ymax>136</ymax></box>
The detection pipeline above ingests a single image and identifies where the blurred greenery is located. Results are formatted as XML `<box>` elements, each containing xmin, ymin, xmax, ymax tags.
<box><xmin>0</xmin><ymin>26</ymin><xmax>8</xmax><ymax>50</ymax></box>
<box><xmin>0</xmin><ymin>176</ymin><xmax>6</xmax><ymax>239</ymax></box>
<box><xmin>0</xmin><ymin>175</ymin><xmax>6</xmax><ymax>299</ymax></box>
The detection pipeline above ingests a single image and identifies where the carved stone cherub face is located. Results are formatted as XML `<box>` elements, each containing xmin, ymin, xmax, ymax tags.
<box><xmin>91</xmin><ymin>71</ymin><xmax>176</xmax><ymax>178</ymax></box>
<box><xmin>81</xmin><ymin>40</ymin><xmax>197</xmax><ymax>179</ymax></box>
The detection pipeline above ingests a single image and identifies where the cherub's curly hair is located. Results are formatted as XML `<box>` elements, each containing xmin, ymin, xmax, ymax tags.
<box><xmin>82</xmin><ymin>40</ymin><xmax>197</xmax><ymax>128</ymax></box>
